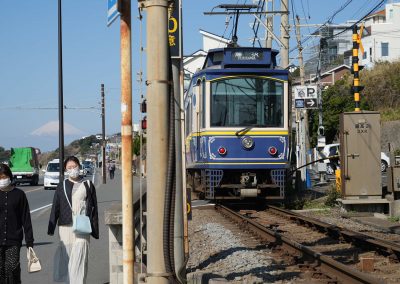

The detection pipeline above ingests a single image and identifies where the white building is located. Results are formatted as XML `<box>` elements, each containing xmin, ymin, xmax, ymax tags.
<box><xmin>360</xmin><ymin>2</ymin><xmax>400</xmax><ymax>68</ymax></box>
<box><xmin>183</xmin><ymin>30</ymin><xmax>230</xmax><ymax>90</ymax></box>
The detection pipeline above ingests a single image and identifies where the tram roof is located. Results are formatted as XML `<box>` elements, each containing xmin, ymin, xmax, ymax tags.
<box><xmin>201</xmin><ymin>47</ymin><xmax>279</xmax><ymax>70</ymax></box>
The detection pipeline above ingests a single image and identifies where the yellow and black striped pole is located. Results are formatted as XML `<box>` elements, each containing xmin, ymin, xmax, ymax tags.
<box><xmin>352</xmin><ymin>25</ymin><xmax>361</xmax><ymax>112</ymax></box>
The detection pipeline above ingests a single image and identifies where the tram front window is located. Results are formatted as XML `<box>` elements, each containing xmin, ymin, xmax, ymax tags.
<box><xmin>211</xmin><ymin>77</ymin><xmax>284</xmax><ymax>127</ymax></box>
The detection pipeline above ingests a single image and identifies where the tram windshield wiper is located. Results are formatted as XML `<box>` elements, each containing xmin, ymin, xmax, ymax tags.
<box><xmin>235</xmin><ymin>126</ymin><xmax>253</xmax><ymax>136</ymax></box>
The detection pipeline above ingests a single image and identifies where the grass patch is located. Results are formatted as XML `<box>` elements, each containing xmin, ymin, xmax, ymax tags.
<box><xmin>380</xmin><ymin>108</ymin><xmax>400</xmax><ymax>122</ymax></box>
<box><xmin>388</xmin><ymin>216</ymin><xmax>400</xmax><ymax>223</ymax></box>
<box><xmin>324</xmin><ymin>185</ymin><xmax>342</xmax><ymax>207</ymax></box>
<box><xmin>303</xmin><ymin>198</ymin><xmax>330</xmax><ymax>210</ymax></box>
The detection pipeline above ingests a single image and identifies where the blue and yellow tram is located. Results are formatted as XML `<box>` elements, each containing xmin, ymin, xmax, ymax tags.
<box><xmin>184</xmin><ymin>47</ymin><xmax>291</xmax><ymax>200</ymax></box>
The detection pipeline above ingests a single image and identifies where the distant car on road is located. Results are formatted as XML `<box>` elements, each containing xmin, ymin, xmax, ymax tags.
<box><xmin>44</xmin><ymin>159</ymin><xmax>61</xmax><ymax>190</ymax></box>
<box><xmin>320</xmin><ymin>144</ymin><xmax>390</xmax><ymax>174</ymax></box>
<box><xmin>82</xmin><ymin>160</ymin><xmax>94</xmax><ymax>175</ymax></box>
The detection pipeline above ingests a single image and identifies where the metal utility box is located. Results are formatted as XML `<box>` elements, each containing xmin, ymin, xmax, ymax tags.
<box><xmin>340</xmin><ymin>111</ymin><xmax>381</xmax><ymax>197</ymax></box>
<box><xmin>388</xmin><ymin>156</ymin><xmax>400</xmax><ymax>193</ymax></box>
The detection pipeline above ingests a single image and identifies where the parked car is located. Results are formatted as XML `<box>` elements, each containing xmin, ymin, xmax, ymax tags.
<box><xmin>320</xmin><ymin>144</ymin><xmax>390</xmax><ymax>174</ymax></box>
<box><xmin>44</xmin><ymin>159</ymin><xmax>61</xmax><ymax>190</ymax></box>
<box><xmin>381</xmin><ymin>152</ymin><xmax>390</xmax><ymax>172</ymax></box>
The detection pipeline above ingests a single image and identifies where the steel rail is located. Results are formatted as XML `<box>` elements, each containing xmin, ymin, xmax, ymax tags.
<box><xmin>268</xmin><ymin>205</ymin><xmax>400</xmax><ymax>260</ymax></box>
<box><xmin>215</xmin><ymin>205</ymin><xmax>384</xmax><ymax>284</ymax></box>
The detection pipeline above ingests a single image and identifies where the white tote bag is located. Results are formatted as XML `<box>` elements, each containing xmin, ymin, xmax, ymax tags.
<box><xmin>27</xmin><ymin>247</ymin><xmax>42</xmax><ymax>273</ymax></box>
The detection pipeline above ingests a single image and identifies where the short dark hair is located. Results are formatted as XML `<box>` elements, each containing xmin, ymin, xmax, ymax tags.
<box><xmin>63</xmin><ymin>156</ymin><xmax>81</xmax><ymax>170</ymax></box>
<box><xmin>0</xmin><ymin>164</ymin><xmax>13</xmax><ymax>181</ymax></box>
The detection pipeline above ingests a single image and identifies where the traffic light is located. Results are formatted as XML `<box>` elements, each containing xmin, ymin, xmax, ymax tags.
<box><xmin>140</xmin><ymin>99</ymin><xmax>147</xmax><ymax>113</ymax></box>
<box><xmin>141</xmin><ymin>116</ymin><xmax>147</xmax><ymax>130</ymax></box>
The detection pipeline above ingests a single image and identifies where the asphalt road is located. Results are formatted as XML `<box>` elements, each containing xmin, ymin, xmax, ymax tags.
<box><xmin>17</xmin><ymin>169</ymin><xmax>146</xmax><ymax>284</ymax></box>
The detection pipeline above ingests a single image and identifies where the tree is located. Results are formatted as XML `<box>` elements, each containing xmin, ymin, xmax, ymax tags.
<box><xmin>309</xmin><ymin>76</ymin><xmax>369</xmax><ymax>146</ymax></box>
<box><xmin>0</xmin><ymin>147</ymin><xmax>10</xmax><ymax>161</ymax></box>
<box><xmin>132</xmin><ymin>135</ymin><xmax>146</xmax><ymax>157</ymax></box>
<box><xmin>361</xmin><ymin>61</ymin><xmax>400</xmax><ymax>111</ymax></box>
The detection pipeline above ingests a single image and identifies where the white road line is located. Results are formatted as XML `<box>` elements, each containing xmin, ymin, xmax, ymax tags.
<box><xmin>25</xmin><ymin>187</ymin><xmax>43</xmax><ymax>194</ymax></box>
<box><xmin>30</xmin><ymin>204</ymin><xmax>52</xmax><ymax>214</ymax></box>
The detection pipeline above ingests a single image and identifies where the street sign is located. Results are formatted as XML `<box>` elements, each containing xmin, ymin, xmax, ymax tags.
<box><xmin>294</xmin><ymin>85</ymin><xmax>318</xmax><ymax>109</ymax></box>
<box><xmin>168</xmin><ymin>2</ymin><xmax>182</xmax><ymax>58</ymax></box>
<box><xmin>305</xmin><ymin>98</ymin><xmax>317</xmax><ymax>108</ymax></box>
<box><xmin>107</xmin><ymin>0</ymin><xmax>120</xmax><ymax>27</ymax></box>
<box><xmin>295</xmin><ymin>99</ymin><xmax>305</xmax><ymax>108</ymax></box>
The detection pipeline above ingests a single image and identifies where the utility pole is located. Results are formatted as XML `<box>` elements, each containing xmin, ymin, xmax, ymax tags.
<box><xmin>265</xmin><ymin>0</ymin><xmax>273</xmax><ymax>48</ymax></box>
<box><xmin>120</xmin><ymin>0</ymin><xmax>134</xmax><ymax>282</ymax></box>
<box><xmin>280</xmin><ymin>0</ymin><xmax>289</xmax><ymax>68</ymax></box>
<box><xmin>294</xmin><ymin>15</ymin><xmax>308</xmax><ymax>190</ymax></box>
<box><xmin>58</xmin><ymin>0</ymin><xmax>64</xmax><ymax>181</ymax></box>
<box><xmin>143</xmin><ymin>0</ymin><xmax>170</xmax><ymax>283</ymax></box>
<box><xmin>101</xmin><ymin>83</ymin><xmax>106</xmax><ymax>184</ymax></box>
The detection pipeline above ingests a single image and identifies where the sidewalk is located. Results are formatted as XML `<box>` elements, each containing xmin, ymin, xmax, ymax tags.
<box><xmin>21</xmin><ymin>170</ymin><xmax>145</xmax><ymax>283</ymax></box>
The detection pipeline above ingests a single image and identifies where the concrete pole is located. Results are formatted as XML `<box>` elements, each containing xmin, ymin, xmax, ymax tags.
<box><xmin>265</xmin><ymin>0</ymin><xmax>273</xmax><ymax>48</ymax></box>
<box><xmin>280</xmin><ymin>0</ymin><xmax>289</xmax><ymax>68</ymax></box>
<box><xmin>120</xmin><ymin>0</ymin><xmax>134</xmax><ymax>283</ymax></box>
<box><xmin>295</xmin><ymin>15</ymin><xmax>308</xmax><ymax>189</ymax></box>
<box><xmin>145</xmin><ymin>0</ymin><xmax>170</xmax><ymax>283</ymax></box>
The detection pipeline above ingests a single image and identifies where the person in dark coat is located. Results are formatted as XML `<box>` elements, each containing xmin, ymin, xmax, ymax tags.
<box><xmin>0</xmin><ymin>164</ymin><xmax>34</xmax><ymax>283</ymax></box>
<box><xmin>108</xmin><ymin>162</ymin><xmax>115</xmax><ymax>180</ymax></box>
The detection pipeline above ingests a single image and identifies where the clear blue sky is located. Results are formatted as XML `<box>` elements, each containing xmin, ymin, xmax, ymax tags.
<box><xmin>0</xmin><ymin>0</ymin><xmax>388</xmax><ymax>151</ymax></box>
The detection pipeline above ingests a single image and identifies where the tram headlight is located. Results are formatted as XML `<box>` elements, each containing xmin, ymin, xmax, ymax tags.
<box><xmin>241</xmin><ymin>136</ymin><xmax>254</xmax><ymax>149</ymax></box>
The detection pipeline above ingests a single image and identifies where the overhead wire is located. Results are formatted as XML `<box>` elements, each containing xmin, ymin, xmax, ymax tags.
<box><xmin>325</xmin><ymin>0</ymin><xmax>385</xmax><ymax>40</ymax></box>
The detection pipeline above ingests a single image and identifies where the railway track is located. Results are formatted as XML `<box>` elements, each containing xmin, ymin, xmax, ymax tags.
<box><xmin>215</xmin><ymin>204</ymin><xmax>400</xmax><ymax>284</ymax></box>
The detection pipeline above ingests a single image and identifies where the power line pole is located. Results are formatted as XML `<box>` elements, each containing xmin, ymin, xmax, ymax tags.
<box><xmin>58</xmin><ymin>0</ymin><xmax>64</xmax><ymax>181</ymax></box>
<box><xmin>143</xmin><ymin>0</ymin><xmax>170</xmax><ymax>282</ymax></box>
<box><xmin>265</xmin><ymin>0</ymin><xmax>273</xmax><ymax>48</ymax></box>
<box><xmin>101</xmin><ymin>83</ymin><xmax>106</xmax><ymax>184</ymax></box>
<box><xmin>120</xmin><ymin>0</ymin><xmax>134</xmax><ymax>282</ymax></box>
<box><xmin>295</xmin><ymin>15</ymin><xmax>308</xmax><ymax>190</ymax></box>
<box><xmin>280</xmin><ymin>0</ymin><xmax>289</xmax><ymax>67</ymax></box>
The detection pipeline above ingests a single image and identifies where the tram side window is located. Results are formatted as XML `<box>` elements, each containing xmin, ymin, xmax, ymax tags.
<box><xmin>185</xmin><ymin>84</ymin><xmax>194</xmax><ymax>136</ymax></box>
<box><xmin>264</xmin><ymin>81</ymin><xmax>283</xmax><ymax>127</ymax></box>
<box><xmin>185</xmin><ymin>102</ymin><xmax>190</xmax><ymax>136</ymax></box>
<box><xmin>201</xmin><ymin>80</ymin><xmax>206</xmax><ymax>128</ymax></box>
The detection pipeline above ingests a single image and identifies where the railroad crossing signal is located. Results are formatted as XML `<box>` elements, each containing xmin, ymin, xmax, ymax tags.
<box><xmin>352</xmin><ymin>24</ymin><xmax>365</xmax><ymax>112</ymax></box>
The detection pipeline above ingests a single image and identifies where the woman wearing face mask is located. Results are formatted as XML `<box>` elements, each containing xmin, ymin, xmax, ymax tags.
<box><xmin>48</xmin><ymin>156</ymin><xmax>98</xmax><ymax>283</ymax></box>
<box><xmin>0</xmin><ymin>164</ymin><xmax>34</xmax><ymax>283</ymax></box>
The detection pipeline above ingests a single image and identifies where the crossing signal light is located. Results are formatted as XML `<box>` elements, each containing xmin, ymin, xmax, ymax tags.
<box><xmin>141</xmin><ymin>116</ymin><xmax>147</xmax><ymax>130</ymax></box>
<box><xmin>140</xmin><ymin>100</ymin><xmax>147</xmax><ymax>113</ymax></box>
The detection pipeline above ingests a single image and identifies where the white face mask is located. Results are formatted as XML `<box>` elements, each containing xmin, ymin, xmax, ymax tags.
<box><xmin>0</xmin><ymin>178</ymin><xmax>11</xmax><ymax>189</ymax></box>
<box><xmin>67</xmin><ymin>167</ymin><xmax>80</xmax><ymax>179</ymax></box>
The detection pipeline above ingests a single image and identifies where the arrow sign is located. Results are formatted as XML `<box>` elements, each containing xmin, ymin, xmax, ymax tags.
<box><xmin>305</xmin><ymin>99</ymin><xmax>318</xmax><ymax>108</ymax></box>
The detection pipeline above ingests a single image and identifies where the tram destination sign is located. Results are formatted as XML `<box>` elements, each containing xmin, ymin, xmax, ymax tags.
<box><xmin>294</xmin><ymin>85</ymin><xmax>318</xmax><ymax>109</ymax></box>
<box><xmin>232</xmin><ymin>51</ymin><xmax>263</xmax><ymax>61</ymax></box>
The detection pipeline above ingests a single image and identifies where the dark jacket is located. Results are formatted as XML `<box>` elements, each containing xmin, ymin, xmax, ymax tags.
<box><xmin>48</xmin><ymin>179</ymin><xmax>99</xmax><ymax>239</ymax></box>
<box><xmin>0</xmin><ymin>188</ymin><xmax>34</xmax><ymax>247</ymax></box>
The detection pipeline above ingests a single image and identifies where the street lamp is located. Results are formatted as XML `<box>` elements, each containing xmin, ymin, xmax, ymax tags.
<box><xmin>58</xmin><ymin>0</ymin><xmax>65</xmax><ymax>182</ymax></box>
